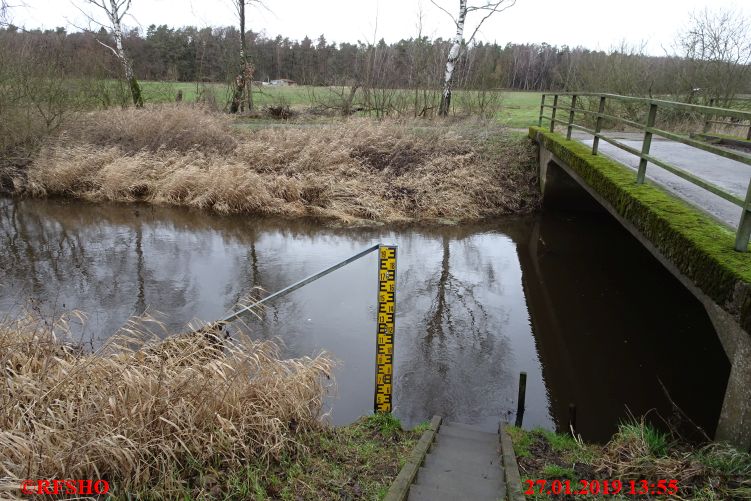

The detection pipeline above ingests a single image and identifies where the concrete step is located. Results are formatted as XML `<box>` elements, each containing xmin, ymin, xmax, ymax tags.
<box><xmin>423</xmin><ymin>453</ymin><xmax>505</xmax><ymax>480</ymax></box>
<box><xmin>408</xmin><ymin>479</ymin><xmax>502</xmax><ymax>501</ymax></box>
<box><xmin>417</xmin><ymin>464</ymin><xmax>503</xmax><ymax>489</ymax></box>
<box><xmin>434</xmin><ymin>434</ymin><xmax>499</xmax><ymax>456</ymax></box>
<box><xmin>428</xmin><ymin>441</ymin><xmax>501</xmax><ymax>469</ymax></box>
<box><xmin>442</xmin><ymin>421</ymin><xmax>495</xmax><ymax>434</ymax></box>
<box><xmin>439</xmin><ymin>423</ymin><xmax>498</xmax><ymax>443</ymax></box>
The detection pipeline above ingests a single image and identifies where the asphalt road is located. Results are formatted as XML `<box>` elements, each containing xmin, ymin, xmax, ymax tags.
<box><xmin>572</xmin><ymin>132</ymin><xmax>751</xmax><ymax>229</ymax></box>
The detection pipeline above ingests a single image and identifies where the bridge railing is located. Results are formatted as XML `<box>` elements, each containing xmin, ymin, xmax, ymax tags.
<box><xmin>537</xmin><ymin>92</ymin><xmax>751</xmax><ymax>251</ymax></box>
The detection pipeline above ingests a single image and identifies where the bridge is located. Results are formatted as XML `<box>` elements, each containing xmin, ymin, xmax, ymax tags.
<box><xmin>530</xmin><ymin>93</ymin><xmax>751</xmax><ymax>450</ymax></box>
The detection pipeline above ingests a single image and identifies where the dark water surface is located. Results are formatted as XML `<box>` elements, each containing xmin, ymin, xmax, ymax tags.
<box><xmin>0</xmin><ymin>197</ymin><xmax>730</xmax><ymax>441</ymax></box>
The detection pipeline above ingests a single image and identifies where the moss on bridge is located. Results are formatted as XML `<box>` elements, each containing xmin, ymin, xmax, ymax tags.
<box><xmin>529</xmin><ymin>126</ymin><xmax>751</xmax><ymax>333</ymax></box>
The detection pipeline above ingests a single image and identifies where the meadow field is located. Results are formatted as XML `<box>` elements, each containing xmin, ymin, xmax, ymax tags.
<box><xmin>137</xmin><ymin>81</ymin><xmax>543</xmax><ymax>128</ymax></box>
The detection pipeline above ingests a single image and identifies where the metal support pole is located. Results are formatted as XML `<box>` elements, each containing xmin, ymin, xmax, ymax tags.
<box><xmin>566</xmin><ymin>94</ymin><xmax>577</xmax><ymax>140</ymax></box>
<box><xmin>538</xmin><ymin>94</ymin><xmax>545</xmax><ymax>127</ymax></box>
<box><xmin>592</xmin><ymin>95</ymin><xmax>606</xmax><ymax>155</ymax></box>
<box><xmin>637</xmin><ymin>103</ymin><xmax>658</xmax><ymax>184</ymax></box>
<box><xmin>220</xmin><ymin>244</ymin><xmax>381</xmax><ymax>323</ymax></box>
<box><xmin>550</xmin><ymin>95</ymin><xmax>558</xmax><ymax>133</ymax></box>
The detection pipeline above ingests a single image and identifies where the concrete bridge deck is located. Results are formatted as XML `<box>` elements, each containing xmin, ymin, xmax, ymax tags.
<box><xmin>572</xmin><ymin>131</ymin><xmax>751</xmax><ymax>230</ymax></box>
<box><xmin>530</xmin><ymin>126</ymin><xmax>751</xmax><ymax>450</ymax></box>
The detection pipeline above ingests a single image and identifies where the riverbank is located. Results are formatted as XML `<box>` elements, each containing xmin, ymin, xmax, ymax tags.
<box><xmin>0</xmin><ymin>105</ymin><xmax>540</xmax><ymax>224</ymax></box>
<box><xmin>507</xmin><ymin>423</ymin><xmax>751</xmax><ymax>500</ymax></box>
<box><xmin>0</xmin><ymin>312</ymin><xmax>420</xmax><ymax>499</ymax></box>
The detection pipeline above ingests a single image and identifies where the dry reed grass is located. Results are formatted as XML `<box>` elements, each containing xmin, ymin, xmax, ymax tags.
<box><xmin>24</xmin><ymin>105</ymin><xmax>539</xmax><ymax>223</ymax></box>
<box><xmin>0</xmin><ymin>311</ymin><xmax>334</xmax><ymax>498</ymax></box>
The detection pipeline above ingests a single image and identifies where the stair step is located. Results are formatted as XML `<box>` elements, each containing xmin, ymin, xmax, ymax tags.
<box><xmin>439</xmin><ymin>423</ymin><xmax>498</xmax><ymax>443</ymax></box>
<box><xmin>408</xmin><ymin>479</ymin><xmax>502</xmax><ymax>501</ymax></box>
<box><xmin>423</xmin><ymin>453</ymin><xmax>505</xmax><ymax>480</ymax></box>
<box><xmin>428</xmin><ymin>442</ymin><xmax>501</xmax><ymax>469</ymax></box>
<box><xmin>434</xmin><ymin>434</ymin><xmax>499</xmax><ymax>456</ymax></box>
<box><xmin>417</xmin><ymin>464</ymin><xmax>503</xmax><ymax>488</ymax></box>
<box><xmin>443</xmin><ymin>421</ymin><xmax>495</xmax><ymax>434</ymax></box>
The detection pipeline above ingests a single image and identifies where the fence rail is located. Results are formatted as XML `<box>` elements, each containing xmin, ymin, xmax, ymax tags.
<box><xmin>537</xmin><ymin>92</ymin><xmax>751</xmax><ymax>251</ymax></box>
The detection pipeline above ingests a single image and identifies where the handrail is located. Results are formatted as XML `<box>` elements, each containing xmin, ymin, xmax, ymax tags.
<box><xmin>538</xmin><ymin>92</ymin><xmax>751</xmax><ymax>251</ymax></box>
<box><xmin>219</xmin><ymin>243</ymin><xmax>382</xmax><ymax>324</ymax></box>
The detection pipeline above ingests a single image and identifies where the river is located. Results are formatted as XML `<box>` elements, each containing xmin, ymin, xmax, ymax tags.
<box><xmin>0</xmin><ymin>196</ymin><xmax>730</xmax><ymax>442</ymax></box>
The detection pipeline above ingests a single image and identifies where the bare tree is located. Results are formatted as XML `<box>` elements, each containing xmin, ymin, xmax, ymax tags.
<box><xmin>81</xmin><ymin>0</ymin><xmax>143</xmax><ymax>107</ymax></box>
<box><xmin>676</xmin><ymin>7</ymin><xmax>751</xmax><ymax>104</ymax></box>
<box><xmin>0</xmin><ymin>1</ymin><xmax>8</xmax><ymax>26</ymax></box>
<box><xmin>229</xmin><ymin>0</ymin><xmax>261</xmax><ymax>114</ymax></box>
<box><xmin>430</xmin><ymin>0</ymin><xmax>515</xmax><ymax>116</ymax></box>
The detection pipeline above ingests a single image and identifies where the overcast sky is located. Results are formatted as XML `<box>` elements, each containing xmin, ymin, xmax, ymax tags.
<box><xmin>9</xmin><ymin>0</ymin><xmax>749</xmax><ymax>55</ymax></box>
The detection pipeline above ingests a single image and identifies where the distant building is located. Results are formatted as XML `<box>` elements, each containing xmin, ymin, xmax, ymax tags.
<box><xmin>264</xmin><ymin>79</ymin><xmax>297</xmax><ymax>87</ymax></box>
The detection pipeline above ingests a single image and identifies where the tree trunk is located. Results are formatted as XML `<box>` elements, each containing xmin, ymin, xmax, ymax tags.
<box><xmin>108</xmin><ymin>0</ymin><xmax>142</xmax><ymax>107</ymax></box>
<box><xmin>230</xmin><ymin>1</ymin><xmax>254</xmax><ymax>114</ymax></box>
<box><xmin>439</xmin><ymin>0</ymin><xmax>467</xmax><ymax>117</ymax></box>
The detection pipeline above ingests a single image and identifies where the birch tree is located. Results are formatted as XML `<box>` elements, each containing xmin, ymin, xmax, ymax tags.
<box><xmin>82</xmin><ymin>0</ymin><xmax>143</xmax><ymax>107</ymax></box>
<box><xmin>431</xmin><ymin>0</ymin><xmax>516</xmax><ymax>116</ymax></box>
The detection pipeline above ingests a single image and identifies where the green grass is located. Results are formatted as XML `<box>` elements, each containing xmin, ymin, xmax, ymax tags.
<box><xmin>176</xmin><ymin>414</ymin><xmax>421</xmax><ymax>500</ymax></box>
<box><xmin>135</xmin><ymin>80</ymin><xmax>542</xmax><ymax>126</ymax></box>
<box><xmin>507</xmin><ymin>424</ymin><xmax>751</xmax><ymax>501</ymax></box>
<box><xmin>615</xmin><ymin>421</ymin><xmax>669</xmax><ymax>457</ymax></box>
<box><xmin>540</xmin><ymin>464</ymin><xmax>577</xmax><ymax>480</ymax></box>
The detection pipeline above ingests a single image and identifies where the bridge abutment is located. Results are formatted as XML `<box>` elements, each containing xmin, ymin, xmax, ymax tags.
<box><xmin>535</xmin><ymin>134</ymin><xmax>751</xmax><ymax>450</ymax></box>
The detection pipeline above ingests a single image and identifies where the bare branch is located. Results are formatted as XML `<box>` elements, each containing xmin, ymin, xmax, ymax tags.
<box><xmin>429</xmin><ymin>0</ymin><xmax>458</xmax><ymax>27</ymax></box>
<box><xmin>466</xmin><ymin>0</ymin><xmax>516</xmax><ymax>45</ymax></box>
<box><xmin>95</xmin><ymin>37</ymin><xmax>119</xmax><ymax>57</ymax></box>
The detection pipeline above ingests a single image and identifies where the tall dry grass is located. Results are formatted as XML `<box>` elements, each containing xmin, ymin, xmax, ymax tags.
<box><xmin>0</xmin><ymin>311</ymin><xmax>333</xmax><ymax>498</ymax></box>
<box><xmin>23</xmin><ymin>105</ymin><xmax>539</xmax><ymax>223</ymax></box>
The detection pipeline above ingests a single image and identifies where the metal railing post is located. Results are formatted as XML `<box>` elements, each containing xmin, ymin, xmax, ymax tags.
<box><xmin>637</xmin><ymin>103</ymin><xmax>658</xmax><ymax>184</ymax></box>
<box><xmin>592</xmin><ymin>95</ymin><xmax>606</xmax><ymax>155</ymax></box>
<box><xmin>566</xmin><ymin>94</ymin><xmax>577</xmax><ymax>140</ymax></box>
<box><xmin>550</xmin><ymin>95</ymin><xmax>558</xmax><ymax>133</ymax></box>
<box><xmin>735</xmin><ymin>182</ymin><xmax>751</xmax><ymax>252</ymax></box>
<box><xmin>703</xmin><ymin>98</ymin><xmax>715</xmax><ymax>134</ymax></box>
<box><xmin>746</xmin><ymin>122</ymin><xmax>751</xmax><ymax>141</ymax></box>
<box><xmin>538</xmin><ymin>94</ymin><xmax>545</xmax><ymax>127</ymax></box>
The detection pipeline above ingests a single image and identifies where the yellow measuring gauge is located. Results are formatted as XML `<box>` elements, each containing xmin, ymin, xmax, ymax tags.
<box><xmin>375</xmin><ymin>245</ymin><xmax>397</xmax><ymax>413</ymax></box>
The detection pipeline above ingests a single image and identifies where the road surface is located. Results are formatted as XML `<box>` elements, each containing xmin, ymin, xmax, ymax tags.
<box><xmin>572</xmin><ymin>131</ymin><xmax>751</xmax><ymax>229</ymax></box>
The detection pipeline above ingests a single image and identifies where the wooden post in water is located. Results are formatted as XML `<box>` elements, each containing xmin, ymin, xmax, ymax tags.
<box><xmin>568</xmin><ymin>403</ymin><xmax>577</xmax><ymax>436</ymax></box>
<box><xmin>515</xmin><ymin>372</ymin><xmax>527</xmax><ymax>428</ymax></box>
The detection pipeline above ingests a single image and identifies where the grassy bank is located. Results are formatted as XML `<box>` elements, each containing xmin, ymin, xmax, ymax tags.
<box><xmin>8</xmin><ymin>105</ymin><xmax>540</xmax><ymax>224</ymax></box>
<box><xmin>0</xmin><ymin>312</ymin><xmax>420</xmax><ymax>499</ymax></box>
<box><xmin>507</xmin><ymin>424</ymin><xmax>751</xmax><ymax>500</ymax></box>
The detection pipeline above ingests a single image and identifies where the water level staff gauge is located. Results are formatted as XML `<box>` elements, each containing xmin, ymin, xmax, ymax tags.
<box><xmin>375</xmin><ymin>245</ymin><xmax>397</xmax><ymax>413</ymax></box>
